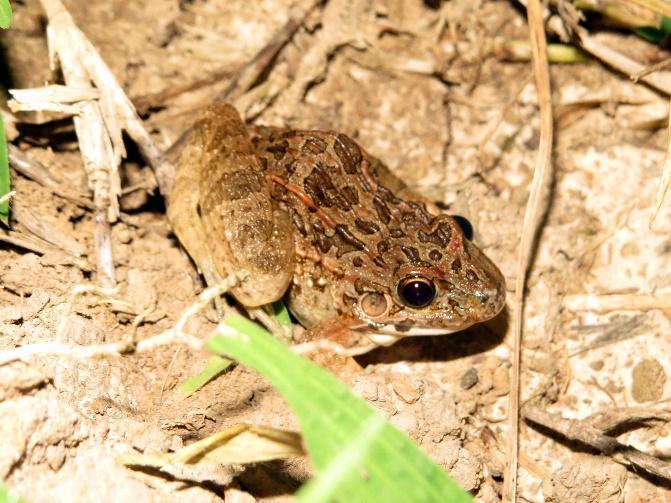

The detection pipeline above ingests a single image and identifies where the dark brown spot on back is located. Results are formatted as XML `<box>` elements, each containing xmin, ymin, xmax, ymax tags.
<box><xmin>354</xmin><ymin>219</ymin><xmax>380</xmax><ymax>234</ymax></box>
<box><xmin>333</xmin><ymin>133</ymin><xmax>363</xmax><ymax>174</ymax></box>
<box><xmin>372</xmin><ymin>196</ymin><xmax>392</xmax><ymax>224</ymax></box>
<box><xmin>451</xmin><ymin>258</ymin><xmax>462</xmax><ymax>272</ymax></box>
<box><xmin>352</xmin><ymin>256</ymin><xmax>364</xmax><ymax>267</ymax></box>
<box><xmin>334</xmin><ymin>224</ymin><xmax>365</xmax><ymax>251</ymax></box>
<box><xmin>429</xmin><ymin>249</ymin><xmax>443</xmax><ymax>261</ymax></box>
<box><xmin>401</xmin><ymin>246</ymin><xmax>421</xmax><ymax>263</ymax></box>
<box><xmin>377</xmin><ymin>239</ymin><xmax>391</xmax><ymax>255</ymax></box>
<box><xmin>266</xmin><ymin>140</ymin><xmax>288</xmax><ymax>160</ymax></box>
<box><xmin>301</xmin><ymin>136</ymin><xmax>327</xmax><ymax>154</ymax></box>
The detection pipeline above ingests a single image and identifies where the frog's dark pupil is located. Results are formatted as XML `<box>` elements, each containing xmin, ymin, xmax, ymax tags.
<box><xmin>452</xmin><ymin>215</ymin><xmax>473</xmax><ymax>241</ymax></box>
<box><xmin>398</xmin><ymin>277</ymin><xmax>436</xmax><ymax>308</ymax></box>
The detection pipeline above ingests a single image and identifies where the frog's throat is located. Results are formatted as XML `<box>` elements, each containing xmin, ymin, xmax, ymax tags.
<box><xmin>365</xmin><ymin>326</ymin><xmax>461</xmax><ymax>347</ymax></box>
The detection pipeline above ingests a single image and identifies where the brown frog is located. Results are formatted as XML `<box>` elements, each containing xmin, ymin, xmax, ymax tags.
<box><xmin>168</xmin><ymin>103</ymin><xmax>505</xmax><ymax>349</ymax></box>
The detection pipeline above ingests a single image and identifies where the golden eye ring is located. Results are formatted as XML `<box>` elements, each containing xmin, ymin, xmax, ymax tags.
<box><xmin>396</xmin><ymin>276</ymin><xmax>436</xmax><ymax>308</ymax></box>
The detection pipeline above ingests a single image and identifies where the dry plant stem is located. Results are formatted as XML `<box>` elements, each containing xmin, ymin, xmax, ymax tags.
<box><xmin>517</xmin><ymin>0</ymin><xmax>671</xmax><ymax>95</ymax></box>
<box><xmin>564</xmin><ymin>292</ymin><xmax>671</xmax><ymax>312</ymax></box>
<box><xmin>0</xmin><ymin>229</ymin><xmax>91</xmax><ymax>272</ymax></box>
<box><xmin>8</xmin><ymin>145</ymin><xmax>94</xmax><ymax>209</ymax></box>
<box><xmin>632</xmin><ymin>58</ymin><xmax>671</xmax><ymax>81</ymax></box>
<box><xmin>0</xmin><ymin>276</ymin><xmax>243</xmax><ymax>367</ymax></box>
<box><xmin>12</xmin><ymin>202</ymin><xmax>86</xmax><ymax>257</ymax></box>
<box><xmin>161</xmin><ymin>1</ymin><xmax>319</xmax><ymax>175</ymax></box>
<box><xmin>575</xmin><ymin>29</ymin><xmax>671</xmax><ymax>95</ymax></box>
<box><xmin>39</xmin><ymin>0</ymin><xmax>164</xmax><ymax>285</ymax></box>
<box><xmin>626</xmin><ymin>0</ymin><xmax>671</xmax><ymax>20</ymax></box>
<box><xmin>0</xmin><ymin>190</ymin><xmax>15</xmax><ymax>205</ymax></box>
<box><xmin>523</xmin><ymin>406</ymin><xmax>671</xmax><ymax>481</ymax></box>
<box><xmin>587</xmin><ymin>406</ymin><xmax>671</xmax><ymax>433</ymax></box>
<box><xmin>504</xmin><ymin>1</ymin><xmax>555</xmax><ymax>501</ymax></box>
<box><xmin>651</xmin><ymin>96</ymin><xmax>671</xmax><ymax>224</ymax></box>
<box><xmin>40</xmin><ymin>0</ymin><xmax>117</xmax><ymax>286</ymax></box>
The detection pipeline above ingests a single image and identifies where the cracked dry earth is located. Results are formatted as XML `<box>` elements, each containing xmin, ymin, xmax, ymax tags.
<box><xmin>1</xmin><ymin>0</ymin><xmax>671</xmax><ymax>501</ymax></box>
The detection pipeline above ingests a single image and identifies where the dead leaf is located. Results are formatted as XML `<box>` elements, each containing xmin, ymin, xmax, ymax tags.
<box><xmin>118</xmin><ymin>424</ymin><xmax>305</xmax><ymax>467</ymax></box>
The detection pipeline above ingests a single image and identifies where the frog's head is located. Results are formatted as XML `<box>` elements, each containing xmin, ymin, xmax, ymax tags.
<box><xmin>348</xmin><ymin>214</ymin><xmax>506</xmax><ymax>345</ymax></box>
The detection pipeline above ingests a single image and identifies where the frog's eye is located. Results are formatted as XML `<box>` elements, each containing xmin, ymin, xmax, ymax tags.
<box><xmin>396</xmin><ymin>276</ymin><xmax>436</xmax><ymax>308</ymax></box>
<box><xmin>452</xmin><ymin>215</ymin><xmax>473</xmax><ymax>240</ymax></box>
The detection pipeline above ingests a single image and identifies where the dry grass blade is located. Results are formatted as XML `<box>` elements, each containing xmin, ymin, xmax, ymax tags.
<box><xmin>8</xmin><ymin>145</ymin><xmax>94</xmax><ymax>209</ymax></box>
<box><xmin>577</xmin><ymin>32</ymin><xmax>671</xmax><ymax>95</ymax></box>
<box><xmin>651</xmin><ymin>96</ymin><xmax>671</xmax><ymax>224</ymax></box>
<box><xmin>627</xmin><ymin>0</ymin><xmax>671</xmax><ymax>19</ymax></box>
<box><xmin>564</xmin><ymin>292</ymin><xmax>671</xmax><ymax>312</ymax></box>
<box><xmin>504</xmin><ymin>0</ymin><xmax>555</xmax><ymax>501</ymax></box>
<box><xmin>118</xmin><ymin>424</ymin><xmax>304</xmax><ymax>467</ymax></box>
<box><xmin>39</xmin><ymin>0</ymin><xmax>118</xmax><ymax>286</ymax></box>
<box><xmin>523</xmin><ymin>406</ymin><xmax>671</xmax><ymax>481</ymax></box>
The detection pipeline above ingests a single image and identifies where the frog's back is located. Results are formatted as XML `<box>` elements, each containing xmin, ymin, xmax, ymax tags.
<box><xmin>250</xmin><ymin>126</ymin><xmax>505</xmax><ymax>333</ymax></box>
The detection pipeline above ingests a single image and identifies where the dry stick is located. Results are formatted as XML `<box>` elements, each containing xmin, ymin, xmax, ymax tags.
<box><xmin>0</xmin><ymin>190</ymin><xmax>14</xmax><ymax>206</ymax></box>
<box><xmin>523</xmin><ymin>406</ymin><xmax>671</xmax><ymax>482</ymax></box>
<box><xmin>8</xmin><ymin>145</ymin><xmax>94</xmax><ymax>209</ymax></box>
<box><xmin>626</xmin><ymin>0</ymin><xmax>671</xmax><ymax>20</ymax></box>
<box><xmin>652</xmin><ymin>95</ymin><xmax>671</xmax><ymax>224</ymax></box>
<box><xmin>12</xmin><ymin>202</ymin><xmax>86</xmax><ymax>257</ymax></box>
<box><xmin>573</xmin><ymin>29</ymin><xmax>671</xmax><ymax>96</ymax></box>
<box><xmin>160</xmin><ymin>1</ymin><xmax>319</xmax><ymax>181</ymax></box>
<box><xmin>132</xmin><ymin>68</ymin><xmax>234</xmax><ymax>116</ymax></box>
<box><xmin>586</xmin><ymin>406</ymin><xmax>671</xmax><ymax>433</ymax></box>
<box><xmin>504</xmin><ymin>1</ymin><xmax>554</xmax><ymax>502</ymax></box>
<box><xmin>0</xmin><ymin>278</ymin><xmax>241</xmax><ymax>367</ymax></box>
<box><xmin>564</xmin><ymin>292</ymin><xmax>671</xmax><ymax>312</ymax></box>
<box><xmin>40</xmin><ymin>0</ymin><xmax>118</xmax><ymax>286</ymax></box>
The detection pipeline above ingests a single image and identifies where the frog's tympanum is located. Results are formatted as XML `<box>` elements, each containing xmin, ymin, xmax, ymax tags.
<box><xmin>168</xmin><ymin>103</ymin><xmax>505</xmax><ymax>350</ymax></box>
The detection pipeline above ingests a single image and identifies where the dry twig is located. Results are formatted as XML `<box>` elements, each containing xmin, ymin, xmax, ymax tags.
<box><xmin>160</xmin><ymin>1</ymin><xmax>319</xmax><ymax>177</ymax></box>
<box><xmin>652</xmin><ymin>96</ymin><xmax>671</xmax><ymax>224</ymax></box>
<box><xmin>505</xmin><ymin>1</ymin><xmax>555</xmax><ymax>501</ymax></box>
<box><xmin>8</xmin><ymin>145</ymin><xmax>94</xmax><ymax>209</ymax></box>
<box><xmin>0</xmin><ymin>277</ymin><xmax>242</xmax><ymax>367</ymax></box>
<box><xmin>523</xmin><ymin>406</ymin><xmax>671</xmax><ymax>482</ymax></box>
<box><xmin>564</xmin><ymin>292</ymin><xmax>671</xmax><ymax>312</ymax></box>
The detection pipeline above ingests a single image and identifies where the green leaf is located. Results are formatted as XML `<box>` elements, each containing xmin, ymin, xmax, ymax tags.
<box><xmin>635</xmin><ymin>16</ymin><xmax>671</xmax><ymax>43</ymax></box>
<box><xmin>207</xmin><ymin>316</ymin><xmax>471</xmax><ymax>503</ymax></box>
<box><xmin>0</xmin><ymin>112</ymin><xmax>10</xmax><ymax>225</ymax></box>
<box><xmin>0</xmin><ymin>0</ymin><xmax>11</xmax><ymax>29</ymax></box>
<box><xmin>0</xmin><ymin>481</ymin><xmax>28</xmax><ymax>503</ymax></box>
<box><xmin>179</xmin><ymin>355</ymin><xmax>233</xmax><ymax>396</ymax></box>
<box><xmin>270</xmin><ymin>300</ymin><xmax>292</xmax><ymax>328</ymax></box>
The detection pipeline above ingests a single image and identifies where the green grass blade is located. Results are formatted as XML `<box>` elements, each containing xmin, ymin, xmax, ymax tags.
<box><xmin>0</xmin><ymin>481</ymin><xmax>28</xmax><ymax>503</ymax></box>
<box><xmin>0</xmin><ymin>112</ymin><xmax>10</xmax><ymax>225</ymax></box>
<box><xmin>207</xmin><ymin>315</ymin><xmax>471</xmax><ymax>503</ymax></box>
<box><xmin>0</xmin><ymin>0</ymin><xmax>11</xmax><ymax>29</ymax></box>
<box><xmin>270</xmin><ymin>300</ymin><xmax>292</xmax><ymax>328</ymax></box>
<box><xmin>179</xmin><ymin>355</ymin><xmax>233</xmax><ymax>396</ymax></box>
<box><xmin>296</xmin><ymin>414</ymin><xmax>386</xmax><ymax>502</ymax></box>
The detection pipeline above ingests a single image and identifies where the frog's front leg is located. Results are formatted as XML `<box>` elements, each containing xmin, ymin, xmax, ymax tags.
<box><xmin>293</xmin><ymin>315</ymin><xmax>377</xmax><ymax>377</ymax></box>
<box><xmin>169</xmin><ymin>103</ymin><xmax>295</xmax><ymax>307</ymax></box>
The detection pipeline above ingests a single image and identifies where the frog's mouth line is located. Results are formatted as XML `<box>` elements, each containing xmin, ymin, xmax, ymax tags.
<box><xmin>364</xmin><ymin>326</ymin><xmax>462</xmax><ymax>347</ymax></box>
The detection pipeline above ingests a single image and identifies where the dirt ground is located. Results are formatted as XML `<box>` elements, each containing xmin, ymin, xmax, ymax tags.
<box><xmin>1</xmin><ymin>0</ymin><xmax>671</xmax><ymax>501</ymax></box>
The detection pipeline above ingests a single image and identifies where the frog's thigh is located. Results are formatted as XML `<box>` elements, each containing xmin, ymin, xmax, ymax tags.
<box><xmin>198</xmin><ymin>104</ymin><xmax>294</xmax><ymax>306</ymax></box>
<box><xmin>168</xmin><ymin>143</ymin><xmax>223</xmax><ymax>288</ymax></box>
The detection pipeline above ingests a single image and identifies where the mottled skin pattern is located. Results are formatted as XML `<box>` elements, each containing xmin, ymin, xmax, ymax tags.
<box><xmin>168</xmin><ymin>103</ymin><xmax>505</xmax><ymax>348</ymax></box>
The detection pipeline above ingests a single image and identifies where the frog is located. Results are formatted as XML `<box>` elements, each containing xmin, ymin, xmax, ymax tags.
<box><xmin>167</xmin><ymin>103</ymin><xmax>505</xmax><ymax>351</ymax></box>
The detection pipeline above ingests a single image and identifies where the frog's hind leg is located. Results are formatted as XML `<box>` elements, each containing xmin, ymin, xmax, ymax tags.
<box><xmin>167</xmin><ymin>129</ymin><xmax>225</xmax><ymax>295</ymax></box>
<box><xmin>196</xmin><ymin>103</ymin><xmax>295</xmax><ymax>307</ymax></box>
